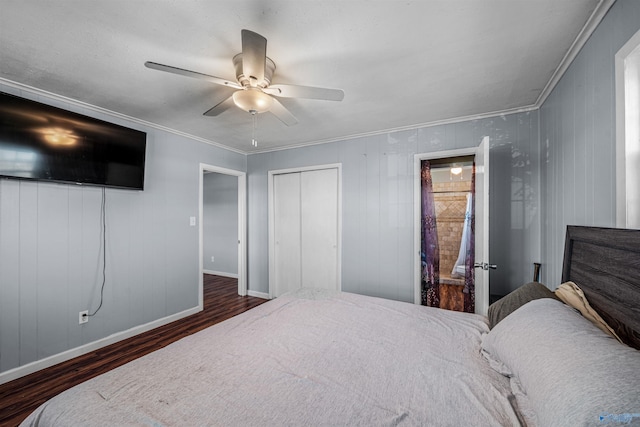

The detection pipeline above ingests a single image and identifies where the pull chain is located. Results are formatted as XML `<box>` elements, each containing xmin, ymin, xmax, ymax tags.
<box><xmin>251</xmin><ymin>110</ymin><xmax>258</xmax><ymax>147</ymax></box>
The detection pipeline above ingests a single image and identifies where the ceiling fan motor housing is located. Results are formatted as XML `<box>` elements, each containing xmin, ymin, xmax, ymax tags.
<box><xmin>233</xmin><ymin>54</ymin><xmax>276</xmax><ymax>88</ymax></box>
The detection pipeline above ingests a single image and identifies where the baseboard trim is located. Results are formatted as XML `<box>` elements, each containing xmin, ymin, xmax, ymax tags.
<box><xmin>247</xmin><ymin>290</ymin><xmax>271</xmax><ymax>300</ymax></box>
<box><xmin>203</xmin><ymin>269</ymin><xmax>238</xmax><ymax>279</ymax></box>
<box><xmin>0</xmin><ymin>306</ymin><xmax>202</xmax><ymax>385</ymax></box>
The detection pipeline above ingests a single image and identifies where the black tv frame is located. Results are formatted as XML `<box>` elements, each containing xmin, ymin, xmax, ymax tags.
<box><xmin>0</xmin><ymin>91</ymin><xmax>147</xmax><ymax>190</ymax></box>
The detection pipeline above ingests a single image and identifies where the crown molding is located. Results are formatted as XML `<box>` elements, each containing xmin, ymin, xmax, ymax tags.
<box><xmin>0</xmin><ymin>77</ymin><xmax>246</xmax><ymax>155</ymax></box>
<box><xmin>248</xmin><ymin>104</ymin><xmax>539</xmax><ymax>155</ymax></box>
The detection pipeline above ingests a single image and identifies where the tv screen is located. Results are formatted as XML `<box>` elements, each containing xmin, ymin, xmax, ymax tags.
<box><xmin>0</xmin><ymin>91</ymin><xmax>146</xmax><ymax>190</ymax></box>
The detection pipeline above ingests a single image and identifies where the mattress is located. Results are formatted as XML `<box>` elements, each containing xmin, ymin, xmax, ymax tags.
<box><xmin>21</xmin><ymin>289</ymin><xmax>523</xmax><ymax>426</ymax></box>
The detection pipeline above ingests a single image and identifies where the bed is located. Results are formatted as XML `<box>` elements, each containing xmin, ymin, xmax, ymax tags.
<box><xmin>20</xmin><ymin>226</ymin><xmax>640</xmax><ymax>426</ymax></box>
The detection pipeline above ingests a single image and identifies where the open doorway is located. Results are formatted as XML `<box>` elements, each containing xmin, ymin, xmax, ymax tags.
<box><xmin>198</xmin><ymin>164</ymin><xmax>246</xmax><ymax>310</ymax></box>
<box><xmin>414</xmin><ymin>138</ymin><xmax>491</xmax><ymax>315</ymax></box>
<box><xmin>428</xmin><ymin>157</ymin><xmax>474</xmax><ymax>311</ymax></box>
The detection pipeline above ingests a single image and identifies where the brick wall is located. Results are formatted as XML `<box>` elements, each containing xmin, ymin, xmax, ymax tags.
<box><xmin>433</xmin><ymin>179</ymin><xmax>471</xmax><ymax>281</ymax></box>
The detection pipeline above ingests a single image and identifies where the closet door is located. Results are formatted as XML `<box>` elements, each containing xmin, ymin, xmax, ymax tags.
<box><xmin>300</xmin><ymin>168</ymin><xmax>338</xmax><ymax>289</ymax></box>
<box><xmin>273</xmin><ymin>172</ymin><xmax>302</xmax><ymax>296</ymax></box>
<box><xmin>272</xmin><ymin>167</ymin><xmax>340</xmax><ymax>297</ymax></box>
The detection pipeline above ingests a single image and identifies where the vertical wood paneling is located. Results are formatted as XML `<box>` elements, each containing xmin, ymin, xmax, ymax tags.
<box><xmin>0</xmin><ymin>180</ymin><xmax>20</xmax><ymax>371</ymax></box>
<box><xmin>248</xmin><ymin>112</ymin><xmax>540</xmax><ymax>303</ymax></box>
<box><xmin>18</xmin><ymin>182</ymin><xmax>38</xmax><ymax>365</ymax></box>
<box><xmin>145</xmin><ymin>137</ymin><xmax>169</xmax><ymax>324</ymax></box>
<box><xmin>584</xmin><ymin>40</ymin><xmax>596</xmax><ymax>226</ymax></box>
<box><xmin>591</xmin><ymin>25</ymin><xmax>615</xmax><ymax>226</ymax></box>
<box><xmin>0</xmin><ymin>83</ymin><xmax>247</xmax><ymax>377</ymax></box>
<box><xmin>573</xmin><ymin>54</ymin><xmax>587</xmax><ymax>227</ymax></box>
<box><xmin>338</xmin><ymin>137</ymin><xmax>367</xmax><ymax>296</ymax></box>
<box><xmin>540</xmin><ymin>0</ymin><xmax>640</xmax><ymax>286</ymax></box>
<box><xmin>104</xmin><ymin>190</ymin><xmax>133</xmax><ymax>336</ymax></box>
<box><xmin>247</xmin><ymin>156</ymin><xmax>270</xmax><ymax>294</ymax></box>
<box><xmin>66</xmin><ymin>186</ymin><xmax>84</xmax><ymax>350</ymax></box>
<box><xmin>377</xmin><ymin>135</ymin><xmax>396</xmax><ymax>301</ymax></box>
<box><xmin>396</xmin><ymin>131</ymin><xmax>418</xmax><ymax>303</ymax></box>
<box><xmin>129</xmin><ymin>188</ymin><xmax>149</xmax><ymax>328</ymax></box>
<box><xmin>36</xmin><ymin>184</ymin><xmax>70</xmax><ymax>358</ymax></box>
<box><xmin>365</xmin><ymin>136</ymin><xmax>382</xmax><ymax>298</ymax></box>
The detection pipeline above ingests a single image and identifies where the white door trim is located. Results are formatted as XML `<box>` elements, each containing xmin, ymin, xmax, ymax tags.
<box><xmin>413</xmin><ymin>142</ymin><xmax>488</xmax><ymax>310</ymax></box>
<box><xmin>268</xmin><ymin>163</ymin><xmax>342</xmax><ymax>298</ymax></box>
<box><xmin>199</xmin><ymin>163</ymin><xmax>247</xmax><ymax>310</ymax></box>
<box><xmin>615</xmin><ymin>28</ymin><xmax>640</xmax><ymax>228</ymax></box>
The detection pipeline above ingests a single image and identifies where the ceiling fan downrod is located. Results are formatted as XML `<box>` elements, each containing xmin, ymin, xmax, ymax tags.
<box><xmin>251</xmin><ymin>110</ymin><xmax>258</xmax><ymax>147</ymax></box>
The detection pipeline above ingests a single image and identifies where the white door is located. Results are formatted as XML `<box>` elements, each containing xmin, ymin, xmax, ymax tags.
<box><xmin>300</xmin><ymin>168</ymin><xmax>339</xmax><ymax>289</ymax></box>
<box><xmin>273</xmin><ymin>173</ymin><xmax>302</xmax><ymax>296</ymax></box>
<box><xmin>271</xmin><ymin>166</ymin><xmax>340</xmax><ymax>297</ymax></box>
<box><xmin>474</xmin><ymin>137</ymin><xmax>491</xmax><ymax>315</ymax></box>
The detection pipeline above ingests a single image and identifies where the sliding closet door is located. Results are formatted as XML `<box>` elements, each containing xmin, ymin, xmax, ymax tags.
<box><xmin>273</xmin><ymin>173</ymin><xmax>302</xmax><ymax>296</ymax></box>
<box><xmin>271</xmin><ymin>166</ymin><xmax>340</xmax><ymax>297</ymax></box>
<box><xmin>300</xmin><ymin>168</ymin><xmax>339</xmax><ymax>289</ymax></box>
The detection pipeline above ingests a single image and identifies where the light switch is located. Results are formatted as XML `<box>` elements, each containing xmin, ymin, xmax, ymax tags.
<box><xmin>189</xmin><ymin>216</ymin><xmax>196</xmax><ymax>226</ymax></box>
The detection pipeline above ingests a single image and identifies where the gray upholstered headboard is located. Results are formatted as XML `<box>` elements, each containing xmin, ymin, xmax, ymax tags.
<box><xmin>562</xmin><ymin>226</ymin><xmax>640</xmax><ymax>350</ymax></box>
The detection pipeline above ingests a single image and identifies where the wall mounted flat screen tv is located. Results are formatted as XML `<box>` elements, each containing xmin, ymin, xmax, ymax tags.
<box><xmin>0</xmin><ymin>91</ymin><xmax>146</xmax><ymax>190</ymax></box>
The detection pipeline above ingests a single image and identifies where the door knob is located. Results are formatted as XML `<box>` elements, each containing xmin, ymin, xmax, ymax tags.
<box><xmin>474</xmin><ymin>262</ymin><xmax>497</xmax><ymax>271</ymax></box>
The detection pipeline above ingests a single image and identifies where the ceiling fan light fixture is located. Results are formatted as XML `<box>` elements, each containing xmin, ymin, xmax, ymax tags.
<box><xmin>232</xmin><ymin>88</ymin><xmax>273</xmax><ymax>113</ymax></box>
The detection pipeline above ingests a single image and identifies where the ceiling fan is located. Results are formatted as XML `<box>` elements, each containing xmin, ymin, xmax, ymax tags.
<box><xmin>145</xmin><ymin>29</ymin><xmax>344</xmax><ymax>127</ymax></box>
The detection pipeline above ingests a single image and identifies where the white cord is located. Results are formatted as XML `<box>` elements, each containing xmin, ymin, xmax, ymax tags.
<box><xmin>251</xmin><ymin>111</ymin><xmax>258</xmax><ymax>147</ymax></box>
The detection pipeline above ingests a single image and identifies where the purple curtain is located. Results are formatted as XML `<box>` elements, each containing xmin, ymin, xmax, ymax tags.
<box><xmin>420</xmin><ymin>160</ymin><xmax>440</xmax><ymax>307</ymax></box>
<box><xmin>463</xmin><ymin>163</ymin><xmax>476</xmax><ymax>313</ymax></box>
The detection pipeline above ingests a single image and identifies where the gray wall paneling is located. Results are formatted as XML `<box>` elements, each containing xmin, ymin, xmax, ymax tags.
<box><xmin>0</xmin><ymin>83</ymin><xmax>246</xmax><ymax>375</ymax></box>
<box><xmin>16</xmin><ymin>2</ymin><xmax>635</xmax><ymax>370</ymax></box>
<box><xmin>539</xmin><ymin>0</ymin><xmax>640</xmax><ymax>287</ymax></box>
<box><xmin>203</xmin><ymin>173</ymin><xmax>238</xmax><ymax>275</ymax></box>
<box><xmin>247</xmin><ymin>112</ymin><xmax>541</xmax><ymax>302</ymax></box>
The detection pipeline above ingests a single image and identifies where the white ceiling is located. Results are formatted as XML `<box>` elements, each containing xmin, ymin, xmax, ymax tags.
<box><xmin>0</xmin><ymin>0</ymin><xmax>609</xmax><ymax>154</ymax></box>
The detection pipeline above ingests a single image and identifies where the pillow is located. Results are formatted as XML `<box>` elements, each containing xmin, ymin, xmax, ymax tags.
<box><xmin>487</xmin><ymin>281</ymin><xmax>559</xmax><ymax>329</ymax></box>
<box><xmin>555</xmin><ymin>281</ymin><xmax>622</xmax><ymax>343</ymax></box>
<box><xmin>482</xmin><ymin>299</ymin><xmax>640</xmax><ymax>427</ymax></box>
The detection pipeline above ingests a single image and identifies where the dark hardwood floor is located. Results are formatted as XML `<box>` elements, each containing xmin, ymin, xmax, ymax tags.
<box><xmin>0</xmin><ymin>274</ymin><xmax>268</xmax><ymax>426</ymax></box>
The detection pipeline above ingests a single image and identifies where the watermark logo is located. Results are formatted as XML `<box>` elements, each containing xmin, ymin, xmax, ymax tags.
<box><xmin>599</xmin><ymin>412</ymin><xmax>640</xmax><ymax>425</ymax></box>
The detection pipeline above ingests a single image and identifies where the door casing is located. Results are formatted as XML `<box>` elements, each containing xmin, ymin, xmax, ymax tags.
<box><xmin>413</xmin><ymin>137</ymin><xmax>490</xmax><ymax>314</ymax></box>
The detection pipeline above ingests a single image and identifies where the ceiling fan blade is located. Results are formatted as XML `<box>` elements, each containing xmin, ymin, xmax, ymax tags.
<box><xmin>265</xmin><ymin>84</ymin><xmax>344</xmax><ymax>101</ymax></box>
<box><xmin>269</xmin><ymin>98</ymin><xmax>298</xmax><ymax>126</ymax></box>
<box><xmin>203</xmin><ymin>94</ymin><xmax>235</xmax><ymax>116</ymax></box>
<box><xmin>145</xmin><ymin>61</ymin><xmax>242</xmax><ymax>89</ymax></box>
<box><xmin>241</xmin><ymin>30</ymin><xmax>267</xmax><ymax>85</ymax></box>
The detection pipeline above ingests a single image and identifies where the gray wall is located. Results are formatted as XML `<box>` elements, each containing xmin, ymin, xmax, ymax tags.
<box><xmin>203</xmin><ymin>173</ymin><xmax>238</xmax><ymax>275</ymax></box>
<box><xmin>247</xmin><ymin>110</ymin><xmax>541</xmax><ymax>301</ymax></box>
<box><xmin>539</xmin><ymin>0</ymin><xmax>640</xmax><ymax>287</ymax></box>
<box><xmin>10</xmin><ymin>0</ymin><xmax>636</xmax><ymax>374</ymax></box>
<box><xmin>0</xmin><ymin>83</ymin><xmax>246</xmax><ymax>374</ymax></box>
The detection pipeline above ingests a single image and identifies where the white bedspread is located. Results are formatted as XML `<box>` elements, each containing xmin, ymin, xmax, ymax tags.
<box><xmin>21</xmin><ymin>289</ymin><xmax>522</xmax><ymax>426</ymax></box>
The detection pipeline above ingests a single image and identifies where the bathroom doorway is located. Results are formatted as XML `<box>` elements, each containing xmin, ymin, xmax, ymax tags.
<box><xmin>428</xmin><ymin>157</ymin><xmax>474</xmax><ymax>311</ymax></box>
<box><xmin>414</xmin><ymin>137</ymin><xmax>491</xmax><ymax>315</ymax></box>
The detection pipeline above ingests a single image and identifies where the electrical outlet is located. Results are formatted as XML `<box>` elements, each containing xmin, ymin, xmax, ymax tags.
<box><xmin>211</xmin><ymin>256</ymin><xmax>215</xmax><ymax>262</ymax></box>
<box><xmin>79</xmin><ymin>310</ymin><xmax>89</xmax><ymax>324</ymax></box>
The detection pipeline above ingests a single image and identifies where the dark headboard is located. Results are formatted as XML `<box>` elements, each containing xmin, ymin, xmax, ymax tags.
<box><xmin>562</xmin><ymin>226</ymin><xmax>640</xmax><ymax>350</ymax></box>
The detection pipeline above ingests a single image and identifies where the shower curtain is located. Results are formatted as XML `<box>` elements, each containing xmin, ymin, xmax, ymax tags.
<box><xmin>420</xmin><ymin>160</ymin><xmax>440</xmax><ymax>307</ymax></box>
<box><xmin>463</xmin><ymin>163</ymin><xmax>476</xmax><ymax>313</ymax></box>
<box><xmin>451</xmin><ymin>193</ymin><xmax>472</xmax><ymax>279</ymax></box>
<box><xmin>449</xmin><ymin>164</ymin><xmax>476</xmax><ymax>313</ymax></box>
